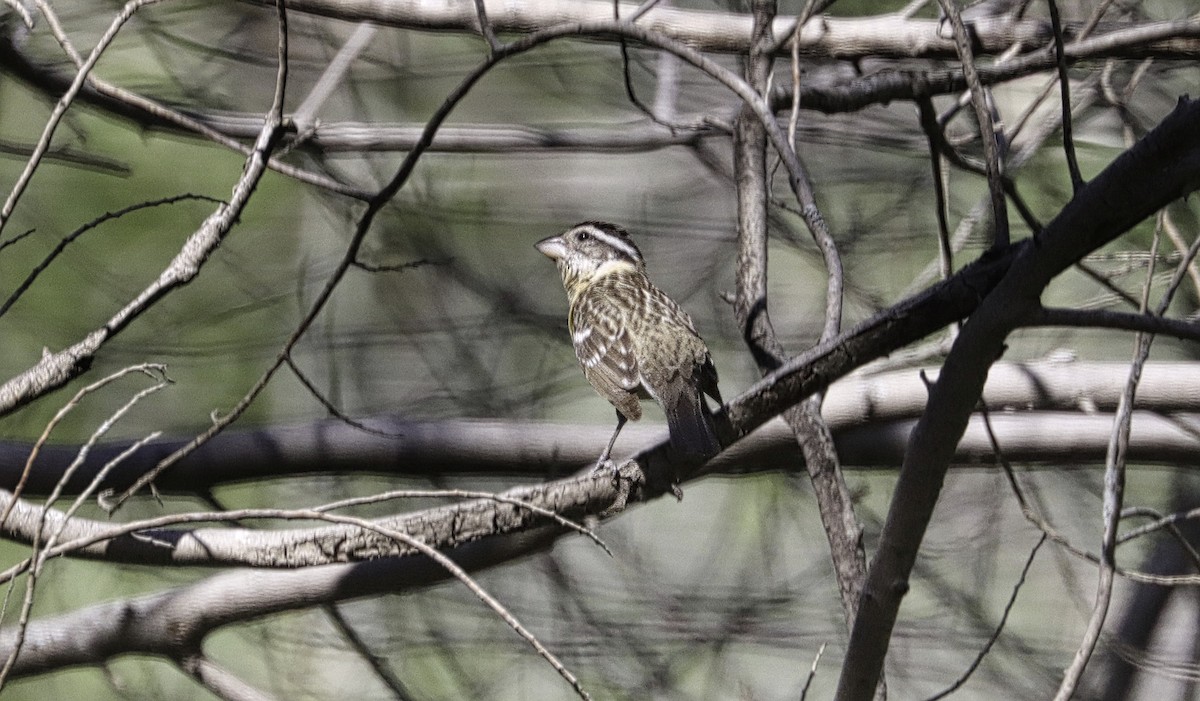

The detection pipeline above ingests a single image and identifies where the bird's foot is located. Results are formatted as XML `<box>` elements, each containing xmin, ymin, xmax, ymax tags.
<box><xmin>595</xmin><ymin>459</ymin><xmax>633</xmax><ymax>517</ymax></box>
<box><xmin>590</xmin><ymin>457</ymin><xmax>618</xmax><ymax>474</ymax></box>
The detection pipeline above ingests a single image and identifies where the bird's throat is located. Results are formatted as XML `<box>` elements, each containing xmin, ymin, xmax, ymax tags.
<box><xmin>562</xmin><ymin>259</ymin><xmax>639</xmax><ymax>303</ymax></box>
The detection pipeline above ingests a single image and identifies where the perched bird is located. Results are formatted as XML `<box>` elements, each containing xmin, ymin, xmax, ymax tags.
<box><xmin>536</xmin><ymin>221</ymin><xmax>723</xmax><ymax>469</ymax></box>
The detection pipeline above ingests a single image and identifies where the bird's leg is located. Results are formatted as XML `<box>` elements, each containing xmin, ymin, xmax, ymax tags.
<box><xmin>592</xmin><ymin>410</ymin><xmax>627</xmax><ymax>472</ymax></box>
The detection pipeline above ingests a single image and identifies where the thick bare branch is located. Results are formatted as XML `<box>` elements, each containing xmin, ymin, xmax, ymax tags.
<box><xmin>835</xmin><ymin>97</ymin><xmax>1200</xmax><ymax>701</ymax></box>
<box><xmin>5</xmin><ymin>357</ymin><xmax>1200</xmax><ymax>494</ymax></box>
<box><xmin>3</xmin><ymin>363</ymin><xmax>1200</xmax><ymax>571</ymax></box>
<box><xmin>267</xmin><ymin>0</ymin><xmax>1200</xmax><ymax>60</ymax></box>
<box><xmin>0</xmin><ymin>526</ymin><xmax>559</xmax><ymax>680</ymax></box>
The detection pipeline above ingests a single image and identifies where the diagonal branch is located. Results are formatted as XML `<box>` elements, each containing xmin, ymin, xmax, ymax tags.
<box><xmin>0</xmin><ymin>120</ymin><xmax>286</xmax><ymax>417</ymax></box>
<box><xmin>835</xmin><ymin>97</ymin><xmax>1200</xmax><ymax>701</ymax></box>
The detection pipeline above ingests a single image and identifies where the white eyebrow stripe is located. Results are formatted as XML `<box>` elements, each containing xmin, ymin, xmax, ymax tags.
<box><xmin>579</xmin><ymin>225</ymin><xmax>641</xmax><ymax>263</ymax></box>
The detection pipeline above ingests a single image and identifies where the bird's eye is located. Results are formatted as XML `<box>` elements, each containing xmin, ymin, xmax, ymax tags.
<box><xmin>577</xmin><ymin>231</ymin><xmax>590</xmax><ymax>242</ymax></box>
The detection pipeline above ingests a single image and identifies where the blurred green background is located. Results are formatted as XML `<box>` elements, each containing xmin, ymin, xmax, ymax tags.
<box><xmin>2</xmin><ymin>0</ymin><xmax>1200</xmax><ymax>699</ymax></box>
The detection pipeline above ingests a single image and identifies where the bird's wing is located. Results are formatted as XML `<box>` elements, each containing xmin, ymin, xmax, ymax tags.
<box><xmin>570</xmin><ymin>293</ymin><xmax>642</xmax><ymax>420</ymax></box>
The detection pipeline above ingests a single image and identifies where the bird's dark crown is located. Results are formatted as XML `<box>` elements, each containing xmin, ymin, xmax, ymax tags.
<box><xmin>564</xmin><ymin>221</ymin><xmax>644</xmax><ymax>266</ymax></box>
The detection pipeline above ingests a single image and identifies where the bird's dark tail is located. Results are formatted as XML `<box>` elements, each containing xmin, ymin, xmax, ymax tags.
<box><xmin>663</xmin><ymin>387</ymin><xmax>721</xmax><ymax>462</ymax></box>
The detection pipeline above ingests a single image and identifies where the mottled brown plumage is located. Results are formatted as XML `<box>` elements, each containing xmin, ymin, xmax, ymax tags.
<box><xmin>536</xmin><ymin>222</ymin><xmax>722</xmax><ymax>468</ymax></box>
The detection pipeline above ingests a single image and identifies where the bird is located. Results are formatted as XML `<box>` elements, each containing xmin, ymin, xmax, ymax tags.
<box><xmin>535</xmin><ymin>221</ymin><xmax>723</xmax><ymax>470</ymax></box>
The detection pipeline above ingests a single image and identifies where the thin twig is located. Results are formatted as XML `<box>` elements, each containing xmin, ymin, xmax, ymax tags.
<box><xmin>472</xmin><ymin>0</ymin><xmax>503</xmax><ymax>54</ymax></box>
<box><xmin>1028</xmin><ymin>307</ymin><xmax>1200</xmax><ymax>341</ymax></box>
<box><xmin>1121</xmin><ymin>505</ymin><xmax>1200</xmax><ymax>548</ymax></box>
<box><xmin>25</xmin><ymin>1</ymin><xmax>363</xmax><ymax>199</ymax></box>
<box><xmin>323</xmin><ymin>604</ymin><xmax>416</xmax><ymax>699</ymax></box>
<box><xmin>2</xmin><ymin>0</ymin><xmax>165</xmax><ymax>234</ymax></box>
<box><xmin>0</xmin><ymin>18</ymin><xmax>289</xmax><ymax>419</ymax></box>
<box><xmin>615</xmin><ymin>0</ymin><xmax>669</xmax><ymax>126</ymax></box>
<box><xmin>1075</xmin><ymin>259</ymin><xmax>1143</xmax><ymax>308</ymax></box>
<box><xmin>799</xmin><ymin>642</ymin><xmax>828</xmax><ymax>701</ymax></box>
<box><xmin>1159</xmin><ymin>207</ymin><xmax>1200</xmax><ymax>302</ymax></box>
<box><xmin>901</xmin><ymin>0</ymin><xmax>930</xmax><ymax>18</ymax></box>
<box><xmin>0</xmin><ymin>365</ymin><xmax>169</xmax><ymax>689</ymax></box>
<box><xmin>917</xmin><ymin>97</ymin><xmax>954</xmax><ymax>279</ymax></box>
<box><xmin>54</xmin><ymin>431</ymin><xmax>165</xmax><ymax>544</ymax></box>
<box><xmin>787</xmin><ymin>9</ymin><xmax>802</xmax><ymax>152</ymax></box>
<box><xmin>0</xmin><ymin>228</ymin><xmax>36</xmax><ymax>253</ymax></box>
<box><xmin>985</xmin><ymin>407</ymin><xmax>1200</xmax><ymax>588</ymax></box>
<box><xmin>0</xmin><ymin>364</ymin><xmax>167</xmax><ymax>528</ymax></box>
<box><xmin>292</xmin><ymin>22</ymin><xmax>377</xmax><ymax>131</ymax></box>
<box><xmin>924</xmin><ymin>533</ymin><xmax>1047</xmax><ymax>701</ymax></box>
<box><xmin>85</xmin><ymin>1</ymin><xmax>289</xmax><ymax>509</ymax></box>
<box><xmin>1079</xmin><ymin>0</ymin><xmax>1121</xmax><ymax>42</ymax></box>
<box><xmin>0</xmin><ymin>195</ymin><xmax>223</xmax><ymax>320</ymax></box>
<box><xmin>1</xmin><ymin>0</ymin><xmax>33</xmax><ymax>28</ymax></box>
<box><xmin>1047</xmin><ymin>0</ymin><xmax>1084</xmax><ymax>190</ymax></box>
<box><xmin>284</xmin><ymin>356</ymin><xmax>406</xmax><ymax>439</ymax></box>
<box><xmin>1053</xmin><ymin>215</ymin><xmax>1163</xmax><ymax>700</ymax></box>
<box><xmin>1118</xmin><ymin>506</ymin><xmax>1200</xmax><ymax>572</ymax></box>
<box><xmin>311</xmin><ymin>511</ymin><xmax>592</xmax><ymax>697</ymax></box>
<box><xmin>351</xmin><ymin>257</ymin><xmax>447</xmax><ymax>273</ymax></box>
<box><xmin>1154</xmin><ymin>210</ymin><xmax>1200</xmax><ymax>315</ymax></box>
<box><xmin>627</xmin><ymin>0</ymin><xmax>664</xmax><ymax>23</ymax></box>
<box><xmin>904</xmin><ymin>91</ymin><xmax>1068</xmax><ymax>297</ymax></box>
<box><xmin>3</xmin><ymin>497</ymin><xmax>592</xmax><ymax>697</ymax></box>
<box><xmin>935</xmin><ymin>0</ymin><xmax>1009</xmax><ymax>246</ymax></box>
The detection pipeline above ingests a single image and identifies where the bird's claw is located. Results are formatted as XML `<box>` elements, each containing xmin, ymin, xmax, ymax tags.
<box><xmin>590</xmin><ymin>457</ymin><xmax>618</xmax><ymax>475</ymax></box>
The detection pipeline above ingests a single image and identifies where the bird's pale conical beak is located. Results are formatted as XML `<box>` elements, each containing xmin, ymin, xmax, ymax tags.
<box><xmin>535</xmin><ymin>235</ymin><xmax>567</xmax><ymax>260</ymax></box>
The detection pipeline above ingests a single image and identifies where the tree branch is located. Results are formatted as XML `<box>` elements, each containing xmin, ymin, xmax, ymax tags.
<box><xmin>0</xmin><ymin>527</ymin><xmax>560</xmax><ymax>680</ymax></box>
<box><xmin>732</xmin><ymin>2</ymin><xmax>866</xmax><ymax>673</ymax></box>
<box><xmin>936</xmin><ymin>0</ymin><xmax>1008</xmax><ymax>245</ymax></box>
<box><xmin>1028</xmin><ymin>307</ymin><xmax>1200</xmax><ymax>340</ymax></box>
<box><xmin>268</xmin><ymin>0</ymin><xmax>1200</xmax><ymax>60</ymax></box>
<box><xmin>835</xmin><ymin>96</ymin><xmax>1200</xmax><ymax>701</ymax></box>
